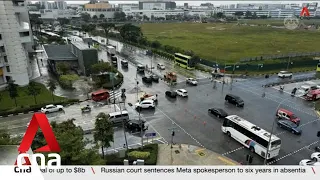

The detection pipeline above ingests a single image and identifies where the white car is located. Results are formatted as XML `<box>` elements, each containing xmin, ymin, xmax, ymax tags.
<box><xmin>176</xmin><ymin>89</ymin><xmax>188</xmax><ymax>97</ymax></box>
<box><xmin>157</xmin><ymin>63</ymin><xmax>165</xmax><ymax>70</ymax></box>
<box><xmin>135</xmin><ymin>99</ymin><xmax>155</xmax><ymax>109</ymax></box>
<box><xmin>311</xmin><ymin>152</ymin><xmax>320</xmax><ymax>162</ymax></box>
<box><xmin>278</xmin><ymin>71</ymin><xmax>293</xmax><ymax>78</ymax></box>
<box><xmin>186</xmin><ymin>78</ymin><xmax>198</xmax><ymax>86</ymax></box>
<box><xmin>299</xmin><ymin>159</ymin><xmax>320</xmax><ymax>166</ymax></box>
<box><xmin>41</xmin><ymin>104</ymin><xmax>64</xmax><ymax>114</ymax></box>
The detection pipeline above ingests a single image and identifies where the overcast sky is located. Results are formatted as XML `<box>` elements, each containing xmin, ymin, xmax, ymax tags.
<box><xmin>33</xmin><ymin>1</ymin><xmax>320</xmax><ymax>6</ymax></box>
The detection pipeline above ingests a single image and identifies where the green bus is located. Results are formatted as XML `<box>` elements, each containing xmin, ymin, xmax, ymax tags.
<box><xmin>174</xmin><ymin>53</ymin><xmax>195</xmax><ymax>70</ymax></box>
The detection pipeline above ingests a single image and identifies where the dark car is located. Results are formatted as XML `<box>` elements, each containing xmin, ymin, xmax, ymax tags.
<box><xmin>121</xmin><ymin>60</ymin><xmax>128</xmax><ymax>67</ymax></box>
<box><xmin>277</xmin><ymin>120</ymin><xmax>302</xmax><ymax>135</ymax></box>
<box><xmin>151</xmin><ymin>74</ymin><xmax>159</xmax><ymax>82</ymax></box>
<box><xmin>142</xmin><ymin>76</ymin><xmax>152</xmax><ymax>83</ymax></box>
<box><xmin>225</xmin><ymin>94</ymin><xmax>244</xmax><ymax>107</ymax></box>
<box><xmin>208</xmin><ymin>108</ymin><xmax>228</xmax><ymax>118</ymax></box>
<box><xmin>165</xmin><ymin>91</ymin><xmax>177</xmax><ymax>98</ymax></box>
<box><xmin>126</xmin><ymin>120</ymin><xmax>148</xmax><ymax>132</ymax></box>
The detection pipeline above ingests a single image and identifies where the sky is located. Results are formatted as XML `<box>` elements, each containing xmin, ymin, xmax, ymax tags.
<box><xmin>33</xmin><ymin>1</ymin><xmax>320</xmax><ymax>6</ymax></box>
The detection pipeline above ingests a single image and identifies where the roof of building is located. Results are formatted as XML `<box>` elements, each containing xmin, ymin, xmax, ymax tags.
<box><xmin>43</xmin><ymin>45</ymin><xmax>77</xmax><ymax>61</ymax></box>
<box><xmin>71</xmin><ymin>41</ymin><xmax>96</xmax><ymax>50</ymax></box>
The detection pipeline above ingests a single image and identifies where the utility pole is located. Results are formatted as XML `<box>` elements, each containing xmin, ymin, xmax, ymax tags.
<box><xmin>140</xmin><ymin>111</ymin><xmax>143</xmax><ymax>148</ymax></box>
<box><xmin>287</xmin><ymin>56</ymin><xmax>291</xmax><ymax>70</ymax></box>
<box><xmin>151</xmin><ymin>55</ymin><xmax>153</xmax><ymax>73</ymax></box>
<box><xmin>168</xmin><ymin>125</ymin><xmax>179</xmax><ymax>148</ymax></box>
<box><xmin>111</xmin><ymin>72</ymin><xmax>116</xmax><ymax>111</ymax></box>
<box><xmin>119</xmin><ymin>104</ymin><xmax>128</xmax><ymax>150</ymax></box>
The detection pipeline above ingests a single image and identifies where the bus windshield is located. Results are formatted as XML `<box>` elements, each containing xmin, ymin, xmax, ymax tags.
<box><xmin>271</xmin><ymin>139</ymin><xmax>281</xmax><ymax>149</ymax></box>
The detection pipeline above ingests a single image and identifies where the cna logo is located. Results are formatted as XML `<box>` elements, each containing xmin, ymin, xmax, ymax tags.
<box><xmin>300</xmin><ymin>6</ymin><xmax>310</xmax><ymax>18</ymax></box>
<box><xmin>14</xmin><ymin>113</ymin><xmax>61</xmax><ymax>169</ymax></box>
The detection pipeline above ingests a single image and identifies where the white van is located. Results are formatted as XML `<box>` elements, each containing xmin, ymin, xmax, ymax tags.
<box><xmin>108</xmin><ymin>111</ymin><xmax>129</xmax><ymax>124</ymax></box>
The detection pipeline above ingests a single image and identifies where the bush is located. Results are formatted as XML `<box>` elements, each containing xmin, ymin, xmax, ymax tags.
<box><xmin>127</xmin><ymin>144</ymin><xmax>158</xmax><ymax>165</ymax></box>
<box><xmin>127</xmin><ymin>151</ymin><xmax>150</xmax><ymax>159</ymax></box>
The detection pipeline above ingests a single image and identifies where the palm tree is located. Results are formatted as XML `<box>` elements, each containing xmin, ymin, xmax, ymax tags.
<box><xmin>47</xmin><ymin>79</ymin><xmax>57</xmax><ymax>102</ymax></box>
<box><xmin>99</xmin><ymin>23</ymin><xmax>115</xmax><ymax>45</ymax></box>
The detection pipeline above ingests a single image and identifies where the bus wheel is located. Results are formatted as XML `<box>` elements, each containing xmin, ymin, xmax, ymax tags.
<box><xmin>226</xmin><ymin>131</ymin><xmax>231</xmax><ymax>137</ymax></box>
<box><xmin>249</xmin><ymin>147</ymin><xmax>255</xmax><ymax>153</ymax></box>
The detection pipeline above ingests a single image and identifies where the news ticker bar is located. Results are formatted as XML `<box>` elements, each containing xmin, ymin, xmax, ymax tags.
<box><xmin>0</xmin><ymin>166</ymin><xmax>319</xmax><ymax>180</ymax></box>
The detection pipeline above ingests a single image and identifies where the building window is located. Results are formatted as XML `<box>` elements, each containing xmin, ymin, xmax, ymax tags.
<box><xmin>6</xmin><ymin>66</ymin><xmax>10</xmax><ymax>72</ymax></box>
<box><xmin>19</xmin><ymin>32</ymin><xmax>30</xmax><ymax>37</ymax></box>
<box><xmin>0</xmin><ymin>34</ymin><xmax>2</xmax><ymax>40</ymax></box>
<box><xmin>4</xmin><ymin>56</ymin><xmax>8</xmax><ymax>63</ymax></box>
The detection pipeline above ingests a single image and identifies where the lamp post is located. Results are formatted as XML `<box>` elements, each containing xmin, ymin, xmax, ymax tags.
<box><xmin>286</xmin><ymin>56</ymin><xmax>293</xmax><ymax>70</ymax></box>
<box><xmin>264</xmin><ymin>98</ymin><xmax>291</xmax><ymax>165</ymax></box>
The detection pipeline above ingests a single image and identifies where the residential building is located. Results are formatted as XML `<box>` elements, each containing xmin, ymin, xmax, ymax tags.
<box><xmin>0</xmin><ymin>0</ymin><xmax>34</xmax><ymax>86</ymax></box>
<box><xmin>39</xmin><ymin>0</ymin><xmax>67</xmax><ymax>10</ymax></box>
<box><xmin>138</xmin><ymin>1</ymin><xmax>176</xmax><ymax>10</ymax></box>
<box><xmin>29</xmin><ymin>9</ymin><xmax>78</xmax><ymax>20</ymax></box>
<box><xmin>82</xmin><ymin>1</ymin><xmax>119</xmax><ymax>19</ymax></box>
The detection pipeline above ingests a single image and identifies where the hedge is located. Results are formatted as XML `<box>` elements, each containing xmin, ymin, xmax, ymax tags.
<box><xmin>127</xmin><ymin>151</ymin><xmax>150</xmax><ymax>159</ymax></box>
<box><xmin>0</xmin><ymin>99</ymin><xmax>79</xmax><ymax>117</ymax></box>
<box><xmin>105</xmin><ymin>144</ymin><xmax>158</xmax><ymax>165</ymax></box>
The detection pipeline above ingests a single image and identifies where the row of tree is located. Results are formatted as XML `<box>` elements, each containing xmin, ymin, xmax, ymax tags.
<box><xmin>81</xmin><ymin>12</ymin><xmax>127</xmax><ymax>22</ymax></box>
<box><xmin>0</xmin><ymin>112</ymin><xmax>115</xmax><ymax>164</ymax></box>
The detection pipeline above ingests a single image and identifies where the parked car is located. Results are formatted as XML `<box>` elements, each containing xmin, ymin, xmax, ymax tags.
<box><xmin>121</xmin><ymin>60</ymin><xmax>128</xmax><ymax>67</ymax></box>
<box><xmin>175</xmin><ymin>89</ymin><xmax>188</xmax><ymax>97</ymax></box>
<box><xmin>276</xmin><ymin>108</ymin><xmax>300</xmax><ymax>125</ymax></box>
<box><xmin>165</xmin><ymin>91</ymin><xmax>177</xmax><ymax>98</ymax></box>
<box><xmin>142</xmin><ymin>76</ymin><xmax>153</xmax><ymax>83</ymax></box>
<box><xmin>278</xmin><ymin>71</ymin><xmax>292</xmax><ymax>78</ymax></box>
<box><xmin>208</xmin><ymin>108</ymin><xmax>228</xmax><ymax>118</ymax></box>
<box><xmin>299</xmin><ymin>159</ymin><xmax>320</xmax><ymax>166</ymax></box>
<box><xmin>41</xmin><ymin>104</ymin><xmax>64</xmax><ymax>114</ymax></box>
<box><xmin>277</xmin><ymin>120</ymin><xmax>302</xmax><ymax>135</ymax></box>
<box><xmin>135</xmin><ymin>99</ymin><xmax>155</xmax><ymax>110</ymax></box>
<box><xmin>311</xmin><ymin>152</ymin><xmax>320</xmax><ymax>162</ymax></box>
<box><xmin>186</xmin><ymin>78</ymin><xmax>198</xmax><ymax>86</ymax></box>
<box><xmin>157</xmin><ymin>63</ymin><xmax>165</xmax><ymax>70</ymax></box>
<box><xmin>125</xmin><ymin>120</ymin><xmax>148</xmax><ymax>132</ymax></box>
<box><xmin>151</xmin><ymin>74</ymin><xmax>159</xmax><ymax>82</ymax></box>
<box><xmin>225</xmin><ymin>94</ymin><xmax>244</xmax><ymax>107</ymax></box>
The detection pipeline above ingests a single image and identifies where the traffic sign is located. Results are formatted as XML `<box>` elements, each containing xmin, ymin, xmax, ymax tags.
<box><xmin>145</xmin><ymin>133</ymin><xmax>156</xmax><ymax>137</ymax></box>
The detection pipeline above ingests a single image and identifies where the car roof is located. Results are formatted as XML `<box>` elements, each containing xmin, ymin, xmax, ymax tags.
<box><xmin>46</xmin><ymin>104</ymin><xmax>54</xmax><ymax>107</ymax></box>
<box><xmin>279</xmin><ymin>71</ymin><xmax>288</xmax><ymax>73</ymax></box>
<box><xmin>109</xmin><ymin>111</ymin><xmax>129</xmax><ymax>116</ymax></box>
<box><xmin>178</xmin><ymin>89</ymin><xmax>187</xmax><ymax>92</ymax></box>
<box><xmin>141</xmin><ymin>99</ymin><xmax>154</xmax><ymax>103</ymax></box>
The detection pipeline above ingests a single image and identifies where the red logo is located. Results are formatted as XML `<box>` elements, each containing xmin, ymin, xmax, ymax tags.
<box><xmin>300</xmin><ymin>6</ymin><xmax>310</xmax><ymax>17</ymax></box>
<box><xmin>14</xmin><ymin>113</ymin><xmax>60</xmax><ymax>165</ymax></box>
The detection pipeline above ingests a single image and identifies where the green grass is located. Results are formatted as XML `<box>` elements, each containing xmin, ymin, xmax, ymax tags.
<box><xmin>0</xmin><ymin>82</ymin><xmax>65</xmax><ymax>111</ymax></box>
<box><xmin>235</xmin><ymin>66</ymin><xmax>315</xmax><ymax>75</ymax></box>
<box><xmin>141</xmin><ymin>21</ymin><xmax>320</xmax><ymax>63</ymax></box>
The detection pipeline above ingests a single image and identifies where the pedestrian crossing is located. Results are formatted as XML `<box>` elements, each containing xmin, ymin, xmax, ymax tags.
<box><xmin>109</xmin><ymin>90</ymin><xmax>122</xmax><ymax>101</ymax></box>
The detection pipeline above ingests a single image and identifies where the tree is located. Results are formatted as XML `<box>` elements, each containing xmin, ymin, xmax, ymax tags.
<box><xmin>99</xmin><ymin>23</ymin><xmax>115</xmax><ymax>45</ymax></box>
<box><xmin>127</xmin><ymin>15</ymin><xmax>133</xmax><ymax>21</ymax></box>
<box><xmin>234</xmin><ymin>11</ymin><xmax>244</xmax><ymax>18</ymax></box>
<box><xmin>190</xmin><ymin>55</ymin><xmax>200</xmax><ymax>67</ymax></box>
<box><xmin>92</xmin><ymin>15</ymin><xmax>98</xmax><ymax>20</ymax></box>
<box><xmin>151</xmin><ymin>40</ymin><xmax>161</xmax><ymax>49</ymax></box>
<box><xmin>99</xmin><ymin>14</ymin><xmax>105</xmax><ymax>19</ymax></box>
<box><xmin>81</xmin><ymin>13</ymin><xmax>91</xmax><ymax>22</ymax></box>
<box><xmin>32</xmin><ymin>119</ymin><xmax>104</xmax><ymax>165</ymax></box>
<box><xmin>7</xmin><ymin>80</ymin><xmax>18</xmax><ymax>107</ymax></box>
<box><xmin>27</xmin><ymin>81</ymin><xmax>41</xmax><ymax>104</ymax></box>
<box><xmin>151</xmin><ymin>15</ymin><xmax>155</xmax><ymax>21</ymax></box>
<box><xmin>91</xmin><ymin>62</ymin><xmax>112</xmax><ymax>74</ymax></box>
<box><xmin>245</xmin><ymin>11</ymin><xmax>252</xmax><ymax>18</ymax></box>
<box><xmin>119</xmin><ymin>24</ymin><xmax>143</xmax><ymax>43</ymax></box>
<box><xmin>252</xmin><ymin>12</ymin><xmax>258</xmax><ymax>19</ymax></box>
<box><xmin>0</xmin><ymin>130</ymin><xmax>20</xmax><ymax>145</ymax></box>
<box><xmin>57</xmin><ymin>18</ymin><xmax>70</xmax><ymax>27</ymax></box>
<box><xmin>114</xmin><ymin>11</ymin><xmax>126</xmax><ymax>21</ymax></box>
<box><xmin>143</xmin><ymin>15</ymin><xmax>149</xmax><ymax>21</ymax></box>
<box><xmin>56</xmin><ymin>62</ymin><xmax>69</xmax><ymax>75</ymax></box>
<box><xmin>59</xmin><ymin>74</ymin><xmax>79</xmax><ymax>89</ymax></box>
<box><xmin>217</xmin><ymin>12</ymin><xmax>224</xmax><ymax>18</ymax></box>
<box><xmin>47</xmin><ymin>79</ymin><xmax>57</xmax><ymax>102</ymax></box>
<box><xmin>94</xmin><ymin>113</ymin><xmax>114</xmax><ymax>159</ymax></box>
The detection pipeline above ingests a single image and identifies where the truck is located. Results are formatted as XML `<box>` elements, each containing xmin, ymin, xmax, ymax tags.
<box><xmin>164</xmin><ymin>72</ymin><xmax>177</xmax><ymax>83</ymax></box>
<box><xmin>106</xmin><ymin>46</ymin><xmax>116</xmax><ymax>56</ymax></box>
<box><xmin>306</xmin><ymin>89</ymin><xmax>320</xmax><ymax>101</ymax></box>
<box><xmin>140</xmin><ymin>93</ymin><xmax>158</xmax><ymax>101</ymax></box>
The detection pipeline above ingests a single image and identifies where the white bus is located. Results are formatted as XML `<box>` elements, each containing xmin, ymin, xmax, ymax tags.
<box><xmin>107</xmin><ymin>46</ymin><xmax>116</xmax><ymax>56</ymax></box>
<box><xmin>222</xmin><ymin>115</ymin><xmax>281</xmax><ymax>160</ymax></box>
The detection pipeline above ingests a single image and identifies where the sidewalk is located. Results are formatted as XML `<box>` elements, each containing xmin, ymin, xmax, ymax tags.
<box><xmin>157</xmin><ymin>144</ymin><xmax>240</xmax><ymax>165</ymax></box>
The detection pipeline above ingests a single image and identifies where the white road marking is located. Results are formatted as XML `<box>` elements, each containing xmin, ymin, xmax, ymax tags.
<box><xmin>267</xmin><ymin>140</ymin><xmax>320</xmax><ymax>165</ymax></box>
<box><xmin>156</xmin><ymin>107</ymin><xmax>205</xmax><ymax>148</ymax></box>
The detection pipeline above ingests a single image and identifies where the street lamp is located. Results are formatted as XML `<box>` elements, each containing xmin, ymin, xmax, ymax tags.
<box><xmin>264</xmin><ymin>97</ymin><xmax>291</xmax><ymax>165</ymax></box>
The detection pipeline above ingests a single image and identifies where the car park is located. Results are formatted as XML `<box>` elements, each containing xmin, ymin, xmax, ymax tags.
<box><xmin>165</xmin><ymin>91</ymin><xmax>177</xmax><ymax>98</ymax></box>
<box><xmin>186</xmin><ymin>78</ymin><xmax>198</xmax><ymax>86</ymax></box>
<box><xmin>41</xmin><ymin>104</ymin><xmax>64</xmax><ymax>114</ymax></box>
<box><xmin>311</xmin><ymin>152</ymin><xmax>320</xmax><ymax>162</ymax></box>
<box><xmin>176</xmin><ymin>89</ymin><xmax>188</xmax><ymax>97</ymax></box>
<box><xmin>157</xmin><ymin>63</ymin><xmax>165</xmax><ymax>70</ymax></box>
<box><xmin>208</xmin><ymin>108</ymin><xmax>228</xmax><ymax>118</ymax></box>
<box><xmin>277</xmin><ymin>120</ymin><xmax>302</xmax><ymax>135</ymax></box>
<box><xmin>125</xmin><ymin>120</ymin><xmax>148</xmax><ymax>132</ymax></box>
<box><xmin>278</xmin><ymin>71</ymin><xmax>292</xmax><ymax>78</ymax></box>
<box><xmin>151</xmin><ymin>74</ymin><xmax>159</xmax><ymax>82</ymax></box>
<box><xmin>276</xmin><ymin>108</ymin><xmax>300</xmax><ymax>125</ymax></box>
<box><xmin>135</xmin><ymin>99</ymin><xmax>155</xmax><ymax>110</ymax></box>
<box><xmin>142</xmin><ymin>76</ymin><xmax>153</xmax><ymax>83</ymax></box>
<box><xmin>225</xmin><ymin>94</ymin><xmax>244</xmax><ymax>107</ymax></box>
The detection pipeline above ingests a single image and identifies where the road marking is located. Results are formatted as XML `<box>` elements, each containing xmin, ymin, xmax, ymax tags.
<box><xmin>218</xmin><ymin>156</ymin><xmax>237</xmax><ymax>165</ymax></box>
<box><xmin>267</xmin><ymin>140</ymin><xmax>319</xmax><ymax>165</ymax></box>
<box><xmin>156</xmin><ymin>107</ymin><xmax>205</xmax><ymax>148</ymax></box>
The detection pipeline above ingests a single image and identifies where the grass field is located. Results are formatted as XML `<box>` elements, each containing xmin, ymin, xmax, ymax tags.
<box><xmin>141</xmin><ymin>21</ymin><xmax>320</xmax><ymax>63</ymax></box>
<box><xmin>0</xmin><ymin>82</ymin><xmax>65</xmax><ymax>111</ymax></box>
